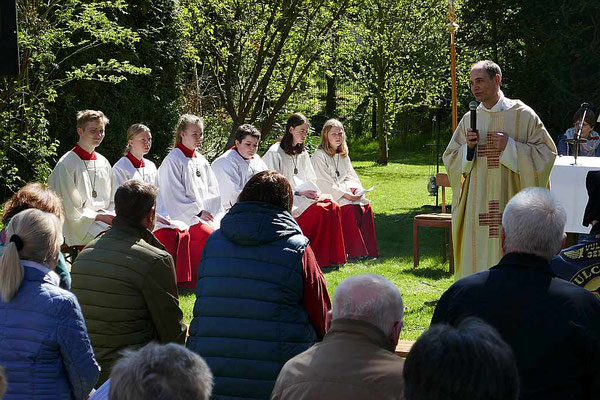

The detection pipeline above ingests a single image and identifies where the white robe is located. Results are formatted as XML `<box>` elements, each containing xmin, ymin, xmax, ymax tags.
<box><xmin>311</xmin><ymin>148</ymin><xmax>369</xmax><ymax>206</ymax></box>
<box><xmin>211</xmin><ymin>149</ymin><xmax>268</xmax><ymax>211</ymax></box>
<box><xmin>263</xmin><ymin>142</ymin><xmax>319</xmax><ymax>217</ymax></box>
<box><xmin>112</xmin><ymin>156</ymin><xmax>177</xmax><ymax>230</ymax></box>
<box><xmin>48</xmin><ymin>150</ymin><xmax>115</xmax><ymax>246</ymax></box>
<box><xmin>113</xmin><ymin>156</ymin><xmax>159</xmax><ymax>187</ymax></box>
<box><xmin>157</xmin><ymin>147</ymin><xmax>223</xmax><ymax>229</ymax></box>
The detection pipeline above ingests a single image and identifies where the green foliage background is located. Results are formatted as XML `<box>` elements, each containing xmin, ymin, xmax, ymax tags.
<box><xmin>1</xmin><ymin>0</ymin><xmax>599</xmax><ymax>200</ymax></box>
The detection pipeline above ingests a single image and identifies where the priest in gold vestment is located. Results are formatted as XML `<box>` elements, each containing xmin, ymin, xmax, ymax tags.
<box><xmin>443</xmin><ymin>60</ymin><xmax>557</xmax><ymax>278</ymax></box>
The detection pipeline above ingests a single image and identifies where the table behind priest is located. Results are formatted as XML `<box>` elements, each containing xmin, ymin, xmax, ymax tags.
<box><xmin>550</xmin><ymin>156</ymin><xmax>600</xmax><ymax>233</ymax></box>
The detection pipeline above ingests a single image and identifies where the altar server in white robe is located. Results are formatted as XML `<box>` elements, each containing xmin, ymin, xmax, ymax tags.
<box><xmin>113</xmin><ymin>123</ymin><xmax>193</xmax><ymax>280</ymax></box>
<box><xmin>158</xmin><ymin>114</ymin><xmax>223</xmax><ymax>289</ymax></box>
<box><xmin>263</xmin><ymin>112</ymin><xmax>346</xmax><ymax>268</ymax></box>
<box><xmin>211</xmin><ymin>124</ymin><xmax>268</xmax><ymax>211</ymax></box>
<box><xmin>49</xmin><ymin>110</ymin><xmax>115</xmax><ymax>247</ymax></box>
<box><xmin>113</xmin><ymin>124</ymin><xmax>159</xmax><ymax>187</ymax></box>
<box><xmin>312</xmin><ymin>118</ymin><xmax>379</xmax><ymax>259</ymax></box>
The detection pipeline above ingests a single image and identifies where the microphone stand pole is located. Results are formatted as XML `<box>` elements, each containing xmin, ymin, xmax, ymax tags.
<box><xmin>567</xmin><ymin>103</ymin><xmax>590</xmax><ymax>165</ymax></box>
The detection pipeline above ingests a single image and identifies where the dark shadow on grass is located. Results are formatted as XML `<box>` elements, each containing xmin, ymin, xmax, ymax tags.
<box><xmin>374</xmin><ymin>209</ymin><xmax>453</xmax><ymax>279</ymax></box>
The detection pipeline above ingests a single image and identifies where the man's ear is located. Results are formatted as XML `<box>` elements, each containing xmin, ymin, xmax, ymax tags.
<box><xmin>557</xmin><ymin>233</ymin><xmax>567</xmax><ymax>255</ymax></box>
<box><xmin>145</xmin><ymin>206</ymin><xmax>156</xmax><ymax>230</ymax></box>
<box><xmin>77</xmin><ymin>127</ymin><xmax>83</xmax><ymax>138</ymax></box>
<box><xmin>501</xmin><ymin>227</ymin><xmax>506</xmax><ymax>254</ymax></box>
<box><xmin>390</xmin><ymin>320</ymin><xmax>403</xmax><ymax>348</ymax></box>
<box><xmin>495</xmin><ymin>74</ymin><xmax>502</xmax><ymax>86</ymax></box>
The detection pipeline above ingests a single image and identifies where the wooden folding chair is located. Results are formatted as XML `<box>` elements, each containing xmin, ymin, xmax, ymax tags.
<box><xmin>413</xmin><ymin>173</ymin><xmax>454</xmax><ymax>273</ymax></box>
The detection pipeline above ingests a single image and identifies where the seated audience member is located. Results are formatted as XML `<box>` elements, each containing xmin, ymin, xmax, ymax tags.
<box><xmin>263</xmin><ymin>113</ymin><xmax>346</xmax><ymax>268</ymax></box>
<box><xmin>272</xmin><ymin>274</ymin><xmax>404</xmax><ymax>400</ymax></box>
<box><xmin>0</xmin><ymin>182</ymin><xmax>71</xmax><ymax>289</ymax></box>
<box><xmin>312</xmin><ymin>118</ymin><xmax>379</xmax><ymax>259</ymax></box>
<box><xmin>158</xmin><ymin>114</ymin><xmax>222</xmax><ymax>288</ymax></box>
<box><xmin>0</xmin><ymin>209</ymin><xmax>100</xmax><ymax>399</ymax></box>
<box><xmin>71</xmin><ymin>180</ymin><xmax>186</xmax><ymax>385</ymax></box>
<box><xmin>552</xmin><ymin>170</ymin><xmax>600</xmax><ymax>295</ymax></box>
<box><xmin>49</xmin><ymin>110</ymin><xmax>115</xmax><ymax>247</ymax></box>
<box><xmin>432</xmin><ymin>187</ymin><xmax>600</xmax><ymax>400</ymax></box>
<box><xmin>187</xmin><ymin>170</ymin><xmax>331</xmax><ymax>400</ymax></box>
<box><xmin>109</xmin><ymin>343</ymin><xmax>213</xmax><ymax>400</ymax></box>
<box><xmin>558</xmin><ymin>104</ymin><xmax>599</xmax><ymax>156</ymax></box>
<box><xmin>113</xmin><ymin>123</ymin><xmax>193</xmax><ymax>289</ymax></box>
<box><xmin>405</xmin><ymin>318</ymin><xmax>519</xmax><ymax>400</ymax></box>
<box><xmin>211</xmin><ymin>124</ymin><xmax>268</xmax><ymax>211</ymax></box>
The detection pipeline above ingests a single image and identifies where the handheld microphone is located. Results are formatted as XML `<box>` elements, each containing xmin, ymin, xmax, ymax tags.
<box><xmin>469</xmin><ymin>101</ymin><xmax>478</xmax><ymax>131</ymax></box>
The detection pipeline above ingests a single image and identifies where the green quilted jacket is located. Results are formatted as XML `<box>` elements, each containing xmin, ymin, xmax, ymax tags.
<box><xmin>71</xmin><ymin>216</ymin><xmax>186</xmax><ymax>385</ymax></box>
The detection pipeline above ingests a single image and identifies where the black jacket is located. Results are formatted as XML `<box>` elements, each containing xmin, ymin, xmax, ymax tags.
<box><xmin>432</xmin><ymin>252</ymin><xmax>600</xmax><ymax>400</ymax></box>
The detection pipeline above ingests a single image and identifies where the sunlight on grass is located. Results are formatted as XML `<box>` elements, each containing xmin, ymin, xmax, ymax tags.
<box><xmin>180</xmin><ymin>145</ymin><xmax>456</xmax><ymax>340</ymax></box>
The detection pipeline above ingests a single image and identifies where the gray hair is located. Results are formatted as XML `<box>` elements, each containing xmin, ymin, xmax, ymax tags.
<box><xmin>502</xmin><ymin>187</ymin><xmax>566</xmax><ymax>260</ymax></box>
<box><xmin>332</xmin><ymin>274</ymin><xmax>403</xmax><ymax>336</ymax></box>
<box><xmin>109</xmin><ymin>343</ymin><xmax>213</xmax><ymax>400</ymax></box>
<box><xmin>472</xmin><ymin>60</ymin><xmax>502</xmax><ymax>79</ymax></box>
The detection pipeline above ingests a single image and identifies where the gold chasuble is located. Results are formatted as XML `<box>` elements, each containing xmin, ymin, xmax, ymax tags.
<box><xmin>443</xmin><ymin>97</ymin><xmax>556</xmax><ymax>278</ymax></box>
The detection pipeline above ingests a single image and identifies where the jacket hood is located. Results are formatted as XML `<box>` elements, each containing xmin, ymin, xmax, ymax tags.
<box><xmin>220</xmin><ymin>201</ymin><xmax>303</xmax><ymax>245</ymax></box>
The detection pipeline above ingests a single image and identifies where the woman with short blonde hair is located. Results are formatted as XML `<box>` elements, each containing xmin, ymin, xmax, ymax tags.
<box><xmin>0</xmin><ymin>209</ymin><xmax>100</xmax><ymax>399</ymax></box>
<box><xmin>312</xmin><ymin>119</ymin><xmax>379</xmax><ymax>259</ymax></box>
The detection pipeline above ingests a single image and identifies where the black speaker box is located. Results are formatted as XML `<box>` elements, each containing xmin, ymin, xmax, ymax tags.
<box><xmin>0</xmin><ymin>0</ymin><xmax>20</xmax><ymax>76</ymax></box>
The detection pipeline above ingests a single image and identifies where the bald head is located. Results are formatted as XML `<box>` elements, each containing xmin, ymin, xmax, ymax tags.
<box><xmin>332</xmin><ymin>274</ymin><xmax>403</xmax><ymax>337</ymax></box>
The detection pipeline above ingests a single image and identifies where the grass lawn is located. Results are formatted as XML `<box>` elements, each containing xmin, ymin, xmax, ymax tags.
<box><xmin>180</xmin><ymin>139</ymin><xmax>455</xmax><ymax>340</ymax></box>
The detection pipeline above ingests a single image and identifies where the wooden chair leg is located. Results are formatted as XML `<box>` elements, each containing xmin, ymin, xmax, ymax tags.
<box><xmin>442</xmin><ymin>228</ymin><xmax>447</xmax><ymax>264</ymax></box>
<box><xmin>449</xmin><ymin>229</ymin><xmax>454</xmax><ymax>274</ymax></box>
<box><xmin>413</xmin><ymin>222</ymin><xmax>419</xmax><ymax>268</ymax></box>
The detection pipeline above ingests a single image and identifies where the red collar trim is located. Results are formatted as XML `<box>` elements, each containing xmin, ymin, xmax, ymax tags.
<box><xmin>72</xmin><ymin>143</ymin><xmax>97</xmax><ymax>160</ymax></box>
<box><xmin>233</xmin><ymin>146</ymin><xmax>254</xmax><ymax>160</ymax></box>
<box><xmin>176</xmin><ymin>143</ymin><xmax>196</xmax><ymax>158</ymax></box>
<box><xmin>126</xmin><ymin>152</ymin><xmax>145</xmax><ymax>168</ymax></box>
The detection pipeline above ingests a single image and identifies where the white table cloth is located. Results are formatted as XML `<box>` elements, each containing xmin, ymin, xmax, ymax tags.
<box><xmin>550</xmin><ymin>156</ymin><xmax>600</xmax><ymax>233</ymax></box>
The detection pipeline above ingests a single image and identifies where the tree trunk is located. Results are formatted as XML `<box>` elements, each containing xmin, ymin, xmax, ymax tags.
<box><xmin>371</xmin><ymin>95</ymin><xmax>377</xmax><ymax>139</ymax></box>
<box><xmin>224</xmin><ymin>114</ymin><xmax>248</xmax><ymax>150</ymax></box>
<box><xmin>376</xmin><ymin>82</ymin><xmax>388</xmax><ymax>165</ymax></box>
<box><xmin>325</xmin><ymin>72</ymin><xmax>337</xmax><ymax>117</ymax></box>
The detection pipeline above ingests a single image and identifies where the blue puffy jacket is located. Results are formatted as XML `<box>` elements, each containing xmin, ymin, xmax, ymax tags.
<box><xmin>187</xmin><ymin>201</ymin><xmax>318</xmax><ymax>400</ymax></box>
<box><xmin>0</xmin><ymin>262</ymin><xmax>100</xmax><ymax>399</ymax></box>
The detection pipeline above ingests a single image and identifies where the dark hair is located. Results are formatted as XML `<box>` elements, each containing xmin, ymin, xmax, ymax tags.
<box><xmin>404</xmin><ymin>318</ymin><xmax>519</xmax><ymax>400</ymax></box>
<box><xmin>573</xmin><ymin>106</ymin><xmax>596</xmax><ymax>130</ymax></box>
<box><xmin>109</xmin><ymin>343</ymin><xmax>213</xmax><ymax>400</ymax></box>
<box><xmin>280</xmin><ymin>113</ymin><xmax>309</xmax><ymax>155</ymax></box>
<box><xmin>2</xmin><ymin>182</ymin><xmax>64</xmax><ymax>224</ymax></box>
<box><xmin>235</xmin><ymin>124</ymin><xmax>261</xmax><ymax>142</ymax></box>
<box><xmin>237</xmin><ymin>170</ymin><xmax>293</xmax><ymax>212</ymax></box>
<box><xmin>472</xmin><ymin>60</ymin><xmax>502</xmax><ymax>80</ymax></box>
<box><xmin>114</xmin><ymin>180</ymin><xmax>157</xmax><ymax>225</ymax></box>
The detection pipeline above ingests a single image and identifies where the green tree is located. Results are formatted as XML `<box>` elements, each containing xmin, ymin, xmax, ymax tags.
<box><xmin>0</xmin><ymin>0</ymin><xmax>148</xmax><ymax>199</ymax></box>
<box><xmin>180</xmin><ymin>0</ymin><xmax>351</xmax><ymax>148</ymax></box>
<box><xmin>351</xmin><ymin>0</ymin><xmax>448</xmax><ymax>164</ymax></box>
<box><xmin>49</xmin><ymin>0</ymin><xmax>188</xmax><ymax>164</ymax></box>
<box><xmin>460</xmin><ymin>0</ymin><xmax>600</xmax><ymax>136</ymax></box>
